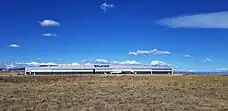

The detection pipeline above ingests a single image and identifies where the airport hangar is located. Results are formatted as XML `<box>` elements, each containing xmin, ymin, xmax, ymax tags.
<box><xmin>25</xmin><ymin>64</ymin><xmax>173</xmax><ymax>75</ymax></box>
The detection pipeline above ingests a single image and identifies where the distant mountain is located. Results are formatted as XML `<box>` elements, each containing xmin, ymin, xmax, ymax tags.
<box><xmin>0</xmin><ymin>62</ymin><xmax>26</xmax><ymax>71</ymax></box>
<box><xmin>0</xmin><ymin>68</ymin><xmax>4</xmax><ymax>71</ymax></box>
<box><xmin>7</xmin><ymin>67</ymin><xmax>25</xmax><ymax>71</ymax></box>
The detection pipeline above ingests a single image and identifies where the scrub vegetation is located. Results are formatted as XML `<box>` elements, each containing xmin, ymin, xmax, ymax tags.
<box><xmin>1</xmin><ymin>75</ymin><xmax>228</xmax><ymax>111</ymax></box>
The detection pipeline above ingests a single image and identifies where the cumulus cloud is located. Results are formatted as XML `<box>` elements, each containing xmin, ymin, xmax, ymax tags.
<box><xmin>157</xmin><ymin>11</ymin><xmax>228</xmax><ymax>29</ymax></box>
<box><xmin>95</xmin><ymin>59</ymin><xmax>109</xmax><ymax>63</ymax></box>
<box><xmin>204</xmin><ymin>58</ymin><xmax>213</xmax><ymax>62</ymax></box>
<box><xmin>17</xmin><ymin>62</ymin><xmax>80</xmax><ymax>67</ymax></box>
<box><xmin>100</xmin><ymin>2</ymin><xmax>114</xmax><ymax>12</ymax></box>
<box><xmin>25</xmin><ymin>62</ymin><xmax>40</xmax><ymax>66</ymax></box>
<box><xmin>59</xmin><ymin>62</ymin><xmax>80</xmax><ymax>66</ymax></box>
<box><xmin>82</xmin><ymin>59</ymin><xmax>141</xmax><ymax>65</ymax></box>
<box><xmin>71</xmin><ymin>62</ymin><xmax>80</xmax><ymax>66</ymax></box>
<box><xmin>129</xmin><ymin>49</ymin><xmax>170</xmax><ymax>56</ymax></box>
<box><xmin>14</xmin><ymin>62</ymin><xmax>39</xmax><ymax>67</ymax></box>
<box><xmin>39</xmin><ymin>20</ymin><xmax>60</xmax><ymax>27</ymax></box>
<box><xmin>40</xmin><ymin>62</ymin><xmax>58</xmax><ymax>66</ymax></box>
<box><xmin>82</xmin><ymin>59</ymin><xmax>109</xmax><ymax>64</ymax></box>
<box><xmin>42</xmin><ymin>33</ymin><xmax>57</xmax><ymax>37</ymax></box>
<box><xmin>40</xmin><ymin>62</ymin><xmax>79</xmax><ymax>66</ymax></box>
<box><xmin>150</xmin><ymin>61</ymin><xmax>171</xmax><ymax>67</ymax></box>
<box><xmin>128</xmin><ymin>52</ymin><xmax>138</xmax><ymax>55</ymax></box>
<box><xmin>85</xmin><ymin>63</ymin><xmax>92</xmax><ymax>66</ymax></box>
<box><xmin>8</xmin><ymin>44</ymin><xmax>20</xmax><ymax>48</ymax></box>
<box><xmin>14</xmin><ymin>62</ymin><xmax>59</xmax><ymax>67</ymax></box>
<box><xmin>22</xmin><ymin>62</ymin><xmax>57</xmax><ymax>66</ymax></box>
<box><xmin>184</xmin><ymin>55</ymin><xmax>193</xmax><ymax>58</ymax></box>
<box><xmin>119</xmin><ymin>60</ymin><xmax>142</xmax><ymax>65</ymax></box>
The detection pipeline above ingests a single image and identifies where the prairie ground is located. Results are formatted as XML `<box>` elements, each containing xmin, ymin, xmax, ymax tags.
<box><xmin>1</xmin><ymin>75</ymin><xmax>228</xmax><ymax>111</ymax></box>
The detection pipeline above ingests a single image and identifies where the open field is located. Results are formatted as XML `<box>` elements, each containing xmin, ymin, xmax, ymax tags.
<box><xmin>1</xmin><ymin>75</ymin><xmax>228</xmax><ymax>111</ymax></box>
<box><xmin>0</xmin><ymin>71</ymin><xmax>22</xmax><ymax>76</ymax></box>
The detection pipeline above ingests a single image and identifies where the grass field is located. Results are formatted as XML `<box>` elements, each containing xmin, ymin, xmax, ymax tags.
<box><xmin>1</xmin><ymin>75</ymin><xmax>228</xmax><ymax>111</ymax></box>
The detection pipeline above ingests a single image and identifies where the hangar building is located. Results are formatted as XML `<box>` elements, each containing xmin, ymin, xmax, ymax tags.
<box><xmin>25</xmin><ymin>64</ymin><xmax>173</xmax><ymax>75</ymax></box>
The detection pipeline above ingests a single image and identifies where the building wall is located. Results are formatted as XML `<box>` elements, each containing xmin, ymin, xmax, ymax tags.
<box><xmin>25</xmin><ymin>66</ymin><xmax>173</xmax><ymax>75</ymax></box>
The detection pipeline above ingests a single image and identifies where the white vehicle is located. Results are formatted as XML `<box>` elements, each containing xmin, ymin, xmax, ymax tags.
<box><xmin>111</xmin><ymin>69</ymin><xmax>122</xmax><ymax>74</ymax></box>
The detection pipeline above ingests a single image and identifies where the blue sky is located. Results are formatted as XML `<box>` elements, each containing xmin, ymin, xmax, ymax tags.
<box><xmin>1</xmin><ymin>0</ymin><xmax>228</xmax><ymax>71</ymax></box>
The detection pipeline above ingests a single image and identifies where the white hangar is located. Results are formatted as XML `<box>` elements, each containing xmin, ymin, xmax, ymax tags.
<box><xmin>25</xmin><ymin>64</ymin><xmax>173</xmax><ymax>75</ymax></box>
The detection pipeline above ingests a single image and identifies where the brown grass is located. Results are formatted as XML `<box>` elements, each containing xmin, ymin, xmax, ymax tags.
<box><xmin>1</xmin><ymin>75</ymin><xmax>228</xmax><ymax>111</ymax></box>
<box><xmin>0</xmin><ymin>71</ymin><xmax>22</xmax><ymax>76</ymax></box>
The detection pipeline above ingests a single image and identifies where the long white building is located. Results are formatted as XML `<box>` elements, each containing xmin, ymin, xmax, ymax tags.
<box><xmin>25</xmin><ymin>64</ymin><xmax>173</xmax><ymax>75</ymax></box>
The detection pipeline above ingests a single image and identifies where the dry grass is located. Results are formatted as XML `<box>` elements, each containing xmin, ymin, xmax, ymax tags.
<box><xmin>1</xmin><ymin>75</ymin><xmax>228</xmax><ymax>111</ymax></box>
<box><xmin>0</xmin><ymin>71</ymin><xmax>21</xmax><ymax>76</ymax></box>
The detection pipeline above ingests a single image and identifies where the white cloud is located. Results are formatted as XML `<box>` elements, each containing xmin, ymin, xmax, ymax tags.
<box><xmin>109</xmin><ymin>61</ymin><xmax>121</xmax><ymax>64</ymax></box>
<box><xmin>100</xmin><ymin>2</ymin><xmax>114</xmax><ymax>12</ymax></box>
<box><xmin>204</xmin><ymin>58</ymin><xmax>213</xmax><ymax>62</ymax></box>
<box><xmin>39</xmin><ymin>62</ymin><xmax>79</xmax><ymax>66</ymax></box>
<box><xmin>59</xmin><ymin>62</ymin><xmax>80</xmax><ymax>66</ymax></box>
<box><xmin>9</xmin><ymin>44</ymin><xmax>20</xmax><ymax>48</ymax></box>
<box><xmin>43</xmin><ymin>59</ymin><xmax>146</xmax><ymax>66</ymax></box>
<box><xmin>184</xmin><ymin>55</ymin><xmax>193</xmax><ymax>58</ymax></box>
<box><xmin>82</xmin><ymin>59</ymin><xmax>109</xmax><ymax>64</ymax></box>
<box><xmin>128</xmin><ymin>52</ymin><xmax>138</xmax><ymax>56</ymax></box>
<box><xmin>95</xmin><ymin>59</ymin><xmax>109</xmax><ymax>63</ymax></box>
<box><xmin>58</xmin><ymin>64</ymin><xmax>70</xmax><ymax>66</ymax></box>
<box><xmin>85</xmin><ymin>63</ymin><xmax>92</xmax><ymax>66</ymax></box>
<box><xmin>119</xmin><ymin>60</ymin><xmax>142</xmax><ymax>65</ymax></box>
<box><xmin>39</xmin><ymin>20</ymin><xmax>60</xmax><ymax>27</ymax></box>
<box><xmin>23</xmin><ymin>62</ymin><xmax>40</xmax><ymax>66</ymax></box>
<box><xmin>40</xmin><ymin>62</ymin><xmax>58</xmax><ymax>66</ymax></box>
<box><xmin>42</xmin><ymin>33</ymin><xmax>57</xmax><ymax>37</ymax></box>
<box><xmin>150</xmin><ymin>61</ymin><xmax>171</xmax><ymax>67</ymax></box>
<box><xmin>157</xmin><ymin>11</ymin><xmax>228</xmax><ymax>29</ymax></box>
<box><xmin>16</xmin><ymin>62</ymin><xmax>58</xmax><ymax>67</ymax></box>
<box><xmin>71</xmin><ymin>62</ymin><xmax>80</xmax><ymax>66</ymax></box>
<box><xmin>216</xmin><ymin>68</ymin><xmax>228</xmax><ymax>72</ymax></box>
<box><xmin>82</xmin><ymin>59</ymin><xmax>141</xmax><ymax>65</ymax></box>
<box><xmin>129</xmin><ymin>49</ymin><xmax>170</xmax><ymax>56</ymax></box>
